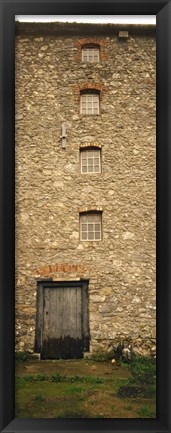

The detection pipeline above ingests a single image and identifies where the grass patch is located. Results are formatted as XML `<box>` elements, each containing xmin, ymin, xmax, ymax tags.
<box><xmin>128</xmin><ymin>356</ymin><xmax>156</xmax><ymax>386</ymax></box>
<box><xmin>118</xmin><ymin>356</ymin><xmax>156</xmax><ymax>399</ymax></box>
<box><xmin>16</xmin><ymin>374</ymin><xmax>50</xmax><ymax>385</ymax></box>
<box><xmin>15</xmin><ymin>351</ymin><xmax>35</xmax><ymax>362</ymax></box>
<box><xmin>65</xmin><ymin>374</ymin><xmax>104</xmax><ymax>384</ymax></box>
<box><xmin>57</xmin><ymin>408</ymin><xmax>89</xmax><ymax>418</ymax></box>
<box><xmin>16</xmin><ymin>373</ymin><xmax>105</xmax><ymax>385</ymax></box>
<box><xmin>136</xmin><ymin>405</ymin><xmax>156</xmax><ymax>418</ymax></box>
<box><xmin>66</xmin><ymin>385</ymin><xmax>83</xmax><ymax>394</ymax></box>
<box><xmin>124</xmin><ymin>404</ymin><xmax>133</xmax><ymax>411</ymax></box>
<box><xmin>15</xmin><ymin>358</ymin><xmax>156</xmax><ymax>418</ymax></box>
<box><xmin>32</xmin><ymin>394</ymin><xmax>45</xmax><ymax>402</ymax></box>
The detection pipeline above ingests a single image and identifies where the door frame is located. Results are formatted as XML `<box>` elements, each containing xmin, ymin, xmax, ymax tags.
<box><xmin>35</xmin><ymin>279</ymin><xmax>89</xmax><ymax>357</ymax></box>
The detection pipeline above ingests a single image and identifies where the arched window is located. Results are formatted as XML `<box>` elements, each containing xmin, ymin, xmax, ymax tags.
<box><xmin>80</xmin><ymin>147</ymin><xmax>101</xmax><ymax>173</ymax></box>
<box><xmin>80</xmin><ymin>90</ymin><xmax>100</xmax><ymax>115</ymax></box>
<box><xmin>81</xmin><ymin>44</ymin><xmax>100</xmax><ymax>62</ymax></box>
<box><xmin>80</xmin><ymin>212</ymin><xmax>102</xmax><ymax>241</ymax></box>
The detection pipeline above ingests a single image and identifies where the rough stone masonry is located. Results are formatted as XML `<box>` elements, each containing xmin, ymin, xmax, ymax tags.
<box><xmin>15</xmin><ymin>22</ymin><xmax>156</xmax><ymax>357</ymax></box>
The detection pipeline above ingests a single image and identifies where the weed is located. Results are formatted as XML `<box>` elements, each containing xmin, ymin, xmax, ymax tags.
<box><xmin>124</xmin><ymin>405</ymin><xmax>133</xmax><ymax>411</ymax></box>
<box><xmin>51</xmin><ymin>373</ymin><xmax>63</xmax><ymax>383</ymax></box>
<box><xmin>15</xmin><ymin>351</ymin><xmax>34</xmax><ymax>362</ymax></box>
<box><xmin>57</xmin><ymin>409</ymin><xmax>89</xmax><ymax>418</ymax></box>
<box><xmin>15</xmin><ymin>358</ymin><xmax>156</xmax><ymax>419</ymax></box>
<box><xmin>15</xmin><ymin>377</ymin><xmax>26</xmax><ymax>386</ymax></box>
<box><xmin>68</xmin><ymin>375</ymin><xmax>81</xmax><ymax>383</ymax></box>
<box><xmin>34</xmin><ymin>374</ymin><xmax>50</xmax><ymax>381</ymax></box>
<box><xmin>26</xmin><ymin>374</ymin><xmax>50</xmax><ymax>382</ymax></box>
<box><xmin>78</xmin><ymin>396</ymin><xmax>86</xmax><ymax>402</ymax></box>
<box><xmin>67</xmin><ymin>385</ymin><xmax>83</xmax><ymax>394</ymax></box>
<box><xmin>32</xmin><ymin>394</ymin><xmax>45</xmax><ymax>402</ymax></box>
<box><xmin>50</xmin><ymin>374</ymin><xmax>104</xmax><ymax>384</ymax></box>
<box><xmin>137</xmin><ymin>405</ymin><xmax>156</xmax><ymax>418</ymax></box>
<box><xmin>16</xmin><ymin>374</ymin><xmax>50</xmax><ymax>383</ymax></box>
<box><xmin>16</xmin><ymin>373</ymin><xmax>105</xmax><ymax>385</ymax></box>
<box><xmin>117</xmin><ymin>356</ymin><xmax>156</xmax><ymax>399</ymax></box>
<box><xmin>51</xmin><ymin>374</ymin><xmax>104</xmax><ymax>384</ymax></box>
<box><xmin>129</xmin><ymin>356</ymin><xmax>156</xmax><ymax>386</ymax></box>
<box><xmin>145</xmin><ymin>384</ymin><xmax>156</xmax><ymax>398</ymax></box>
<box><xmin>119</xmin><ymin>361</ymin><xmax>129</xmax><ymax>369</ymax></box>
<box><xmin>83</xmin><ymin>376</ymin><xmax>104</xmax><ymax>384</ymax></box>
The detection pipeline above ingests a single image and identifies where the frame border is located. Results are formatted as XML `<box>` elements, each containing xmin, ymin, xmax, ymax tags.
<box><xmin>0</xmin><ymin>1</ymin><xmax>171</xmax><ymax>432</ymax></box>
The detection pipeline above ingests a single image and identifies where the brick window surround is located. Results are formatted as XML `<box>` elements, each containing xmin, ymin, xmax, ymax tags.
<box><xmin>80</xmin><ymin>91</ymin><xmax>100</xmax><ymax>115</ymax></box>
<box><xmin>73</xmin><ymin>83</ymin><xmax>107</xmax><ymax>109</ymax></box>
<box><xmin>82</xmin><ymin>45</ymin><xmax>100</xmax><ymax>62</ymax></box>
<box><xmin>80</xmin><ymin>147</ymin><xmax>101</xmax><ymax>173</ymax></box>
<box><xmin>74</xmin><ymin>38</ymin><xmax>108</xmax><ymax>61</ymax></box>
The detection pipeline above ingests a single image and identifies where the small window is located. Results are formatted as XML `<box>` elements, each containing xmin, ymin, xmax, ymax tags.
<box><xmin>80</xmin><ymin>92</ymin><xmax>100</xmax><ymax>115</ymax></box>
<box><xmin>82</xmin><ymin>46</ymin><xmax>100</xmax><ymax>62</ymax></box>
<box><xmin>80</xmin><ymin>212</ymin><xmax>102</xmax><ymax>241</ymax></box>
<box><xmin>81</xmin><ymin>148</ymin><xmax>101</xmax><ymax>174</ymax></box>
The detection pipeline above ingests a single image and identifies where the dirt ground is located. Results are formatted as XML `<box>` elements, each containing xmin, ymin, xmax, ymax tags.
<box><xmin>16</xmin><ymin>358</ymin><xmax>130</xmax><ymax>377</ymax></box>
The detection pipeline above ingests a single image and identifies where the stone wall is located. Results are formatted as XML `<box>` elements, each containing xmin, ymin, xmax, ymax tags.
<box><xmin>15</xmin><ymin>23</ymin><xmax>156</xmax><ymax>356</ymax></box>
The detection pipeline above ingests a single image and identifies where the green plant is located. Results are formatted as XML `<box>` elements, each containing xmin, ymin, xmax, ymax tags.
<box><xmin>117</xmin><ymin>356</ymin><xmax>156</xmax><ymax>399</ymax></box>
<box><xmin>128</xmin><ymin>356</ymin><xmax>156</xmax><ymax>386</ymax></box>
<box><xmin>137</xmin><ymin>405</ymin><xmax>156</xmax><ymax>418</ymax></box>
<box><xmin>67</xmin><ymin>385</ymin><xmax>83</xmax><ymax>394</ymax></box>
<box><xmin>15</xmin><ymin>351</ymin><xmax>33</xmax><ymax>362</ymax></box>
<box><xmin>89</xmin><ymin>399</ymin><xmax>95</xmax><ymax>405</ymax></box>
<box><xmin>16</xmin><ymin>373</ymin><xmax>105</xmax><ymax>385</ymax></box>
<box><xmin>68</xmin><ymin>375</ymin><xmax>81</xmax><ymax>383</ymax></box>
<box><xmin>83</xmin><ymin>376</ymin><xmax>104</xmax><ymax>384</ymax></box>
<box><xmin>51</xmin><ymin>373</ymin><xmax>63</xmax><ymax>383</ymax></box>
<box><xmin>15</xmin><ymin>358</ymin><xmax>156</xmax><ymax>419</ymax></box>
<box><xmin>124</xmin><ymin>405</ymin><xmax>133</xmax><ymax>411</ymax></box>
<box><xmin>32</xmin><ymin>394</ymin><xmax>45</xmax><ymax>402</ymax></box>
<box><xmin>16</xmin><ymin>374</ymin><xmax>50</xmax><ymax>383</ymax></box>
<box><xmin>15</xmin><ymin>376</ymin><xmax>26</xmax><ymax>386</ymax></box>
<box><xmin>51</xmin><ymin>374</ymin><xmax>104</xmax><ymax>384</ymax></box>
<box><xmin>57</xmin><ymin>409</ymin><xmax>89</xmax><ymax>418</ymax></box>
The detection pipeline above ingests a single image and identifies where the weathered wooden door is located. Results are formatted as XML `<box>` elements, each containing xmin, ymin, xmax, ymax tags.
<box><xmin>35</xmin><ymin>280</ymin><xmax>89</xmax><ymax>359</ymax></box>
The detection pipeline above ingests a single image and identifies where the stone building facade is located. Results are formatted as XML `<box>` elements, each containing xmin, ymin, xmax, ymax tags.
<box><xmin>15</xmin><ymin>22</ymin><xmax>156</xmax><ymax>358</ymax></box>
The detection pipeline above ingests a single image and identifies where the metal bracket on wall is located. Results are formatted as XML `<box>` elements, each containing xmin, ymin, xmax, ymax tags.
<box><xmin>60</xmin><ymin>122</ymin><xmax>68</xmax><ymax>148</ymax></box>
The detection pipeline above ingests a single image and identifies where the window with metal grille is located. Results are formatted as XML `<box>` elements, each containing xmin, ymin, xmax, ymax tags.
<box><xmin>80</xmin><ymin>93</ymin><xmax>100</xmax><ymax>115</ymax></box>
<box><xmin>80</xmin><ymin>148</ymin><xmax>101</xmax><ymax>173</ymax></box>
<box><xmin>80</xmin><ymin>213</ymin><xmax>102</xmax><ymax>241</ymax></box>
<box><xmin>82</xmin><ymin>47</ymin><xmax>100</xmax><ymax>62</ymax></box>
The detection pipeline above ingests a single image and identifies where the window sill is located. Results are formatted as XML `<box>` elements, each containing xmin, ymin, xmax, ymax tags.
<box><xmin>79</xmin><ymin>114</ymin><xmax>101</xmax><ymax>116</ymax></box>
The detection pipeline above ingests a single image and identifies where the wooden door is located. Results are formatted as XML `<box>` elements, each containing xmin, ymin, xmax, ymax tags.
<box><xmin>36</xmin><ymin>281</ymin><xmax>89</xmax><ymax>359</ymax></box>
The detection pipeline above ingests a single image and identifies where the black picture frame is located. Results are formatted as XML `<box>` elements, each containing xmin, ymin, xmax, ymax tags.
<box><xmin>0</xmin><ymin>0</ymin><xmax>171</xmax><ymax>432</ymax></box>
